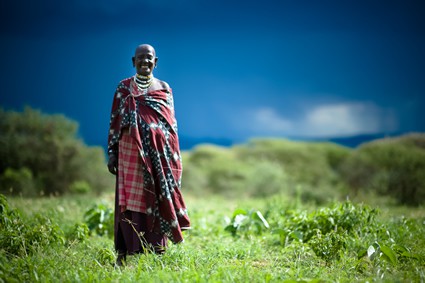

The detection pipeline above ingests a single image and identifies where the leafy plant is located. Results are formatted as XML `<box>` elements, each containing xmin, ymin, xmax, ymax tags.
<box><xmin>225</xmin><ymin>208</ymin><xmax>270</xmax><ymax>237</ymax></box>
<box><xmin>274</xmin><ymin>201</ymin><xmax>378</xmax><ymax>246</ymax></box>
<box><xmin>83</xmin><ymin>202</ymin><xmax>114</xmax><ymax>237</ymax></box>
<box><xmin>96</xmin><ymin>247</ymin><xmax>116</xmax><ymax>266</ymax></box>
<box><xmin>68</xmin><ymin>222</ymin><xmax>90</xmax><ymax>242</ymax></box>
<box><xmin>309</xmin><ymin>230</ymin><xmax>347</xmax><ymax>261</ymax></box>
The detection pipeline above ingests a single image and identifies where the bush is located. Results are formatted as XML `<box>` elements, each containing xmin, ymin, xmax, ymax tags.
<box><xmin>0</xmin><ymin>107</ymin><xmax>112</xmax><ymax>196</ymax></box>
<box><xmin>68</xmin><ymin>223</ymin><xmax>90</xmax><ymax>242</ymax></box>
<box><xmin>83</xmin><ymin>202</ymin><xmax>114</xmax><ymax>238</ymax></box>
<box><xmin>183</xmin><ymin>134</ymin><xmax>424</xmax><ymax>206</ymax></box>
<box><xmin>0</xmin><ymin>167</ymin><xmax>36</xmax><ymax>196</ymax></box>
<box><xmin>182</xmin><ymin>139</ymin><xmax>350</xmax><ymax>202</ymax></box>
<box><xmin>69</xmin><ymin>180</ymin><xmax>92</xmax><ymax>194</ymax></box>
<box><xmin>270</xmin><ymin>201</ymin><xmax>390</xmax><ymax>262</ymax></box>
<box><xmin>184</xmin><ymin>145</ymin><xmax>253</xmax><ymax>197</ymax></box>
<box><xmin>234</xmin><ymin>139</ymin><xmax>350</xmax><ymax>188</ymax></box>
<box><xmin>273</xmin><ymin>201</ymin><xmax>378</xmax><ymax>246</ymax></box>
<box><xmin>244</xmin><ymin>159</ymin><xmax>289</xmax><ymax>198</ymax></box>
<box><xmin>340</xmin><ymin>133</ymin><xmax>425</xmax><ymax>205</ymax></box>
<box><xmin>184</xmin><ymin>144</ymin><xmax>293</xmax><ymax>198</ymax></box>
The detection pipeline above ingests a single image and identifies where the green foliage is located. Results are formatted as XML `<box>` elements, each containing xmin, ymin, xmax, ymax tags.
<box><xmin>1</xmin><ymin>194</ymin><xmax>424</xmax><ymax>282</ymax></box>
<box><xmin>0</xmin><ymin>167</ymin><xmax>36</xmax><ymax>196</ymax></box>
<box><xmin>271</xmin><ymin>201</ymin><xmax>379</xmax><ymax>261</ymax></box>
<box><xmin>69</xmin><ymin>180</ymin><xmax>92</xmax><ymax>194</ymax></box>
<box><xmin>341</xmin><ymin>133</ymin><xmax>425</xmax><ymax>205</ymax></box>
<box><xmin>225</xmin><ymin>201</ymin><xmax>379</xmax><ymax>261</ymax></box>
<box><xmin>0</xmin><ymin>194</ymin><xmax>65</xmax><ymax>257</ymax></box>
<box><xmin>68</xmin><ymin>222</ymin><xmax>90</xmax><ymax>242</ymax></box>
<box><xmin>96</xmin><ymin>247</ymin><xmax>116</xmax><ymax>266</ymax></box>
<box><xmin>0</xmin><ymin>107</ymin><xmax>113</xmax><ymax>196</ymax></box>
<box><xmin>225</xmin><ymin>208</ymin><xmax>270</xmax><ymax>237</ymax></box>
<box><xmin>183</xmin><ymin>141</ymin><xmax>348</xmax><ymax>202</ymax></box>
<box><xmin>184</xmin><ymin>145</ymin><xmax>253</xmax><ymax>197</ymax></box>
<box><xmin>223</xmin><ymin>198</ymin><xmax>425</xmax><ymax>278</ymax></box>
<box><xmin>355</xmin><ymin>240</ymin><xmax>423</xmax><ymax>277</ymax></box>
<box><xmin>183</xmin><ymin>134</ymin><xmax>425</xmax><ymax>206</ymax></box>
<box><xmin>83</xmin><ymin>202</ymin><xmax>114</xmax><ymax>238</ymax></box>
<box><xmin>309</xmin><ymin>230</ymin><xmax>347</xmax><ymax>261</ymax></box>
<box><xmin>235</xmin><ymin>139</ymin><xmax>350</xmax><ymax>188</ymax></box>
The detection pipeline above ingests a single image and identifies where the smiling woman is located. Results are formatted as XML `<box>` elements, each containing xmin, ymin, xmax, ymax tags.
<box><xmin>107</xmin><ymin>44</ymin><xmax>191</xmax><ymax>266</ymax></box>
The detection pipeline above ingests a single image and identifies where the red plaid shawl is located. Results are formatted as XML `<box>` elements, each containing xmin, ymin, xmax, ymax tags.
<box><xmin>118</xmin><ymin>130</ymin><xmax>147</xmax><ymax>213</ymax></box>
<box><xmin>108</xmin><ymin>77</ymin><xmax>190</xmax><ymax>243</ymax></box>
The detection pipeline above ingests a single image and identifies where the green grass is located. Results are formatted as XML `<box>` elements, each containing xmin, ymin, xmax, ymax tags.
<box><xmin>1</xmin><ymin>193</ymin><xmax>424</xmax><ymax>282</ymax></box>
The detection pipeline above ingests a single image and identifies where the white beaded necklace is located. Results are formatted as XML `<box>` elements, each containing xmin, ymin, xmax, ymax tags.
<box><xmin>133</xmin><ymin>74</ymin><xmax>153</xmax><ymax>96</ymax></box>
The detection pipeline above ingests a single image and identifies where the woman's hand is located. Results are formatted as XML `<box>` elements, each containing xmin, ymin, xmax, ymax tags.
<box><xmin>108</xmin><ymin>153</ymin><xmax>118</xmax><ymax>175</ymax></box>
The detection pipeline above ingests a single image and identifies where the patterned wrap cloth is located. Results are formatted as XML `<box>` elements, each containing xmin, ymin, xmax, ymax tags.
<box><xmin>118</xmin><ymin>129</ymin><xmax>147</xmax><ymax>213</ymax></box>
<box><xmin>108</xmin><ymin>76</ymin><xmax>191</xmax><ymax>244</ymax></box>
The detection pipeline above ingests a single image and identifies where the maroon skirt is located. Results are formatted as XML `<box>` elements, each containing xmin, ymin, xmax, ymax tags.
<box><xmin>114</xmin><ymin>180</ymin><xmax>168</xmax><ymax>255</ymax></box>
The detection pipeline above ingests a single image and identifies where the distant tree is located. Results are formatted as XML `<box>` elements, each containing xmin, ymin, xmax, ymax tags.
<box><xmin>182</xmin><ymin>140</ymin><xmax>351</xmax><ymax>203</ymax></box>
<box><xmin>0</xmin><ymin>107</ymin><xmax>112</xmax><ymax>196</ymax></box>
<box><xmin>340</xmin><ymin>133</ymin><xmax>425</xmax><ymax>206</ymax></box>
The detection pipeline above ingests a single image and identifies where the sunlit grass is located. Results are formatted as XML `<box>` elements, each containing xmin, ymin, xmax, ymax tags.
<box><xmin>2</xmin><ymin>193</ymin><xmax>424</xmax><ymax>282</ymax></box>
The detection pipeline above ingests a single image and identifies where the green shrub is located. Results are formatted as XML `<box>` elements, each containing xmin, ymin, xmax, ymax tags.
<box><xmin>184</xmin><ymin>145</ymin><xmax>254</xmax><ymax>197</ymax></box>
<box><xmin>0</xmin><ymin>107</ymin><xmax>112</xmax><ymax>196</ymax></box>
<box><xmin>244</xmin><ymin>159</ymin><xmax>289</xmax><ymax>198</ymax></box>
<box><xmin>96</xmin><ymin>247</ymin><xmax>116</xmax><ymax>266</ymax></box>
<box><xmin>69</xmin><ymin>180</ymin><xmax>92</xmax><ymax>194</ymax></box>
<box><xmin>341</xmin><ymin>133</ymin><xmax>425</xmax><ymax>205</ymax></box>
<box><xmin>309</xmin><ymin>229</ymin><xmax>347</xmax><ymax>261</ymax></box>
<box><xmin>181</xmin><ymin>161</ymin><xmax>209</xmax><ymax>196</ymax></box>
<box><xmin>83</xmin><ymin>202</ymin><xmax>114</xmax><ymax>238</ymax></box>
<box><xmin>68</xmin><ymin>223</ymin><xmax>90</xmax><ymax>242</ymax></box>
<box><xmin>0</xmin><ymin>167</ymin><xmax>36</xmax><ymax>196</ymax></box>
<box><xmin>234</xmin><ymin>139</ymin><xmax>350</xmax><ymax>188</ymax></box>
<box><xmin>274</xmin><ymin>201</ymin><xmax>378</xmax><ymax>245</ymax></box>
<box><xmin>225</xmin><ymin>208</ymin><xmax>270</xmax><ymax>237</ymax></box>
<box><xmin>184</xmin><ymin>141</ymin><xmax>349</xmax><ymax>201</ymax></box>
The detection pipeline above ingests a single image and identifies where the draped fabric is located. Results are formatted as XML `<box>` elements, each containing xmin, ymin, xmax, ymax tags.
<box><xmin>108</xmin><ymin>76</ymin><xmax>190</xmax><ymax>244</ymax></box>
<box><xmin>118</xmin><ymin>129</ymin><xmax>147</xmax><ymax>213</ymax></box>
<box><xmin>114</xmin><ymin>184</ymin><xmax>168</xmax><ymax>254</ymax></box>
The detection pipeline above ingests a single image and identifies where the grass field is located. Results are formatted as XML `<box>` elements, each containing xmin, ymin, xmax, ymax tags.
<box><xmin>1</xmin><ymin>193</ymin><xmax>424</xmax><ymax>282</ymax></box>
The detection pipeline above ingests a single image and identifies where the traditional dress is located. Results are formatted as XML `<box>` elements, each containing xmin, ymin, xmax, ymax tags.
<box><xmin>108</xmin><ymin>76</ymin><xmax>190</xmax><ymax>254</ymax></box>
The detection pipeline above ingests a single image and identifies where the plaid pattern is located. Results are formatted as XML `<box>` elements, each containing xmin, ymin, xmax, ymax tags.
<box><xmin>118</xmin><ymin>129</ymin><xmax>148</xmax><ymax>213</ymax></box>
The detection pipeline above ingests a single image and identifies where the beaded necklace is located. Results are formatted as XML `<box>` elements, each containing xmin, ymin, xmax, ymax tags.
<box><xmin>133</xmin><ymin>74</ymin><xmax>153</xmax><ymax>96</ymax></box>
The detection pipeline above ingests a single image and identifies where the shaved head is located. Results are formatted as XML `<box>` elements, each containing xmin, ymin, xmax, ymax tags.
<box><xmin>135</xmin><ymin>44</ymin><xmax>156</xmax><ymax>57</ymax></box>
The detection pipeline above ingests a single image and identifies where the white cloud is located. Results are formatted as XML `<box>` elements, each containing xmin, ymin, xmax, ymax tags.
<box><xmin>251</xmin><ymin>108</ymin><xmax>293</xmax><ymax>133</ymax></box>
<box><xmin>241</xmin><ymin>102</ymin><xmax>398</xmax><ymax>138</ymax></box>
<box><xmin>303</xmin><ymin>103</ymin><xmax>394</xmax><ymax>137</ymax></box>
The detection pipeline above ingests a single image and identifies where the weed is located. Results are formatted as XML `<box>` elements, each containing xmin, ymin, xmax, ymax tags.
<box><xmin>83</xmin><ymin>201</ymin><xmax>114</xmax><ymax>237</ymax></box>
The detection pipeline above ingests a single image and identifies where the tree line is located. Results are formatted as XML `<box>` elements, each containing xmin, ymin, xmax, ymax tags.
<box><xmin>1</xmin><ymin>107</ymin><xmax>424</xmax><ymax>205</ymax></box>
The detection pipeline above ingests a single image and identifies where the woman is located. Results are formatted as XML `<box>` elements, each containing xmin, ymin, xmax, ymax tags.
<box><xmin>107</xmin><ymin>44</ymin><xmax>191</xmax><ymax>265</ymax></box>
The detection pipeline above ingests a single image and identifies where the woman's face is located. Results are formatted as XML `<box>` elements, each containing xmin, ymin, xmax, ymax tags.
<box><xmin>132</xmin><ymin>45</ymin><xmax>157</xmax><ymax>76</ymax></box>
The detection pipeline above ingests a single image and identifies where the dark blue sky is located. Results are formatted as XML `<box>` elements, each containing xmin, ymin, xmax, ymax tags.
<box><xmin>1</xmin><ymin>0</ymin><xmax>424</xmax><ymax>148</ymax></box>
